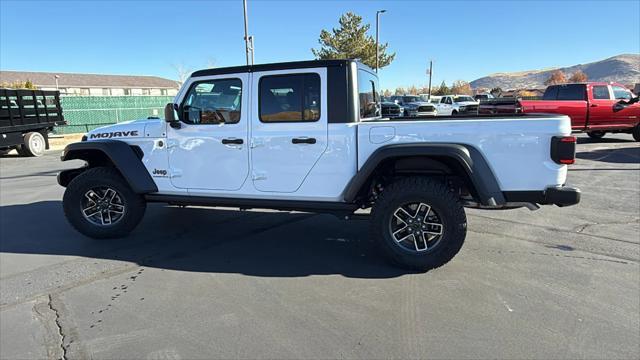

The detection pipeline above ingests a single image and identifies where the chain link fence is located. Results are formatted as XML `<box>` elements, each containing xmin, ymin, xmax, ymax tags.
<box><xmin>56</xmin><ymin>96</ymin><xmax>173</xmax><ymax>134</ymax></box>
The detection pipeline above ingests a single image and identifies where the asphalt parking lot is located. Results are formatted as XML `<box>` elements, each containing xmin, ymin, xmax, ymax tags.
<box><xmin>1</xmin><ymin>134</ymin><xmax>638</xmax><ymax>359</ymax></box>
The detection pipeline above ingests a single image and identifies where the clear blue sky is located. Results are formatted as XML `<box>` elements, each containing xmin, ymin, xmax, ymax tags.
<box><xmin>1</xmin><ymin>0</ymin><xmax>638</xmax><ymax>90</ymax></box>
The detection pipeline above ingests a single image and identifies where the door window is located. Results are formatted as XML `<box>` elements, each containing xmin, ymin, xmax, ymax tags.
<box><xmin>259</xmin><ymin>74</ymin><xmax>320</xmax><ymax>122</ymax></box>
<box><xmin>612</xmin><ymin>86</ymin><xmax>632</xmax><ymax>100</ymax></box>
<box><xmin>592</xmin><ymin>85</ymin><xmax>611</xmax><ymax>99</ymax></box>
<box><xmin>181</xmin><ymin>78</ymin><xmax>242</xmax><ymax>124</ymax></box>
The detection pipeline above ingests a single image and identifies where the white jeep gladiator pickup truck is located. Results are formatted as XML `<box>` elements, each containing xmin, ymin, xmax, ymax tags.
<box><xmin>58</xmin><ymin>60</ymin><xmax>580</xmax><ymax>271</ymax></box>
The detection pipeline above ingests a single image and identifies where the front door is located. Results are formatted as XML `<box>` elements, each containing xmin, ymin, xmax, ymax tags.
<box><xmin>250</xmin><ymin>68</ymin><xmax>328</xmax><ymax>192</ymax></box>
<box><xmin>587</xmin><ymin>84</ymin><xmax>616</xmax><ymax>129</ymax></box>
<box><xmin>167</xmin><ymin>75</ymin><xmax>249</xmax><ymax>191</ymax></box>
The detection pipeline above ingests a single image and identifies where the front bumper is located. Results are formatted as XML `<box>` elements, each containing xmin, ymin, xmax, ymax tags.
<box><xmin>503</xmin><ymin>186</ymin><xmax>581</xmax><ymax>207</ymax></box>
<box><xmin>408</xmin><ymin>111</ymin><xmax>437</xmax><ymax>117</ymax></box>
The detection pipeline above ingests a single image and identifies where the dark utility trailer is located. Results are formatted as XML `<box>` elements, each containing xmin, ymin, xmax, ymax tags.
<box><xmin>0</xmin><ymin>89</ymin><xmax>65</xmax><ymax>156</ymax></box>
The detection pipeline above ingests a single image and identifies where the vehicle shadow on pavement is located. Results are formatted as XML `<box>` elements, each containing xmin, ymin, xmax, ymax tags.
<box><xmin>576</xmin><ymin>137</ymin><xmax>636</xmax><ymax>144</ymax></box>
<box><xmin>576</xmin><ymin>147</ymin><xmax>640</xmax><ymax>164</ymax></box>
<box><xmin>0</xmin><ymin>201</ymin><xmax>412</xmax><ymax>279</ymax></box>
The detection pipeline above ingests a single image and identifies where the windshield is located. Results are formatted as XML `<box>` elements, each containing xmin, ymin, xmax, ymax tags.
<box><xmin>402</xmin><ymin>96</ymin><xmax>420</xmax><ymax>103</ymax></box>
<box><xmin>454</xmin><ymin>96</ymin><xmax>475</xmax><ymax>102</ymax></box>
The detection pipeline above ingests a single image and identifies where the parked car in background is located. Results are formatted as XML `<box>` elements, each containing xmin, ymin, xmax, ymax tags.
<box><xmin>432</xmin><ymin>95</ymin><xmax>480</xmax><ymax>116</ymax></box>
<box><xmin>389</xmin><ymin>95</ymin><xmax>437</xmax><ymax>117</ymax></box>
<box><xmin>474</xmin><ymin>93</ymin><xmax>494</xmax><ymax>102</ymax></box>
<box><xmin>478</xmin><ymin>82</ymin><xmax>640</xmax><ymax>141</ymax></box>
<box><xmin>381</xmin><ymin>101</ymin><xmax>403</xmax><ymax>118</ymax></box>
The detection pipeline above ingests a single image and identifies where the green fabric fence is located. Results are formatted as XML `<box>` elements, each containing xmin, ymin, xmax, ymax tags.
<box><xmin>56</xmin><ymin>96</ymin><xmax>173</xmax><ymax>134</ymax></box>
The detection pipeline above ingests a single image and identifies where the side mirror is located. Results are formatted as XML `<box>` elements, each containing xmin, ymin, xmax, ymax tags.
<box><xmin>164</xmin><ymin>103</ymin><xmax>181</xmax><ymax>129</ymax></box>
<box><xmin>613</xmin><ymin>101</ymin><xmax>626</xmax><ymax>113</ymax></box>
<box><xmin>164</xmin><ymin>103</ymin><xmax>176</xmax><ymax>122</ymax></box>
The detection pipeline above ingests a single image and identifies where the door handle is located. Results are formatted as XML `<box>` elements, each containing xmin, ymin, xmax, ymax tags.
<box><xmin>222</xmin><ymin>138</ymin><xmax>243</xmax><ymax>145</ymax></box>
<box><xmin>292</xmin><ymin>137</ymin><xmax>316</xmax><ymax>144</ymax></box>
<box><xmin>590</xmin><ymin>104</ymin><xmax>598</xmax><ymax>107</ymax></box>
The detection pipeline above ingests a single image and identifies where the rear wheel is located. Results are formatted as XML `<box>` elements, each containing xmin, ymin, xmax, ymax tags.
<box><xmin>632</xmin><ymin>125</ymin><xmax>640</xmax><ymax>142</ymax></box>
<box><xmin>21</xmin><ymin>132</ymin><xmax>46</xmax><ymax>157</ymax></box>
<box><xmin>63</xmin><ymin>167</ymin><xmax>146</xmax><ymax>239</ymax></box>
<box><xmin>587</xmin><ymin>131</ymin><xmax>606</xmax><ymax>139</ymax></box>
<box><xmin>370</xmin><ymin>177</ymin><xmax>467</xmax><ymax>271</ymax></box>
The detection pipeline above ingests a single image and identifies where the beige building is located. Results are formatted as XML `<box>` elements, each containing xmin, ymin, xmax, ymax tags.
<box><xmin>0</xmin><ymin>70</ymin><xmax>179</xmax><ymax>96</ymax></box>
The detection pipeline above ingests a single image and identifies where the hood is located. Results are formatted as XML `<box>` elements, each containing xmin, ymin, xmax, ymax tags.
<box><xmin>405</xmin><ymin>101</ymin><xmax>434</xmax><ymax>109</ymax></box>
<box><xmin>85</xmin><ymin>118</ymin><xmax>162</xmax><ymax>141</ymax></box>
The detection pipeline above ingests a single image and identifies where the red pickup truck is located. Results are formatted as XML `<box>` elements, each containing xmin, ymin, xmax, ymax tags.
<box><xmin>478</xmin><ymin>82</ymin><xmax>640</xmax><ymax>141</ymax></box>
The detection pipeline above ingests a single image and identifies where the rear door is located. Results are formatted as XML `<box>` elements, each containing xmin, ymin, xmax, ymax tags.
<box><xmin>250</xmin><ymin>68</ymin><xmax>327</xmax><ymax>192</ymax></box>
<box><xmin>438</xmin><ymin>96</ymin><xmax>453</xmax><ymax>115</ymax></box>
<box><xmin>530</xmin><ymin>84</ymin><xmax>587</xmax><ymax>129</ymax></box>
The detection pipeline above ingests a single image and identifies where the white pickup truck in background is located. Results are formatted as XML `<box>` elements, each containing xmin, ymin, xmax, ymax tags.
<box><xmin>430</xmin><ymin>95</ymin><xmax>480</xmax><ymax>116</ymax></box>
<box><xmin>57</xmin><ymin>60</ymin><xmax>580</xmax><ymax>271</ymax></box>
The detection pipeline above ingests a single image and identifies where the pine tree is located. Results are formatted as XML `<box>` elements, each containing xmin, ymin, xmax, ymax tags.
<box><xmin>312</xmin><ymin>12</ymin><xmax>395</xmax><ymax>69</ymax></box>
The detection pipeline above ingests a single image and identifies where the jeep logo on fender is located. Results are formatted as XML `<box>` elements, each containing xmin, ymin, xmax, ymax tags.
<box><xmin>89</xmin><ymin>130</ymin><xmax>139</xmax><ymax>139</ymax></box>
<box><xmin>152</xmin><ymin>168</ymin><xmax>168</xmax><ymax>176</ymax></box>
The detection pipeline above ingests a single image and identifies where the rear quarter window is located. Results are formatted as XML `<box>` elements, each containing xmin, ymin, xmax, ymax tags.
<box><xmin>556</xmin><ymin>84</ymin><xmax>586</xmax><ymax>101</ymax></box>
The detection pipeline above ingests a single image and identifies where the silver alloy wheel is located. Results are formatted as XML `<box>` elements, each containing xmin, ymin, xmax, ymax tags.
<box><xmin>81</xmin><ymin>187</ymin><xmax>126</xmax><ymax>226</ymax></box>
<box><xmin>389</xmin><ymin>202</ymin><xmax>444</xmax><ymax>252</ymax></box>
<box><xmin>28</xmin><ymin>132</ymin><xmax>45</xmax><ymax>156</ymax></box>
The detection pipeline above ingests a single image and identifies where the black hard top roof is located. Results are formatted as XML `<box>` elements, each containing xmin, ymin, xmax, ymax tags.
<box><xmin>191</xmin><ymin>59</ymin><xmax>366</xmax><ymax>77</ymax></box>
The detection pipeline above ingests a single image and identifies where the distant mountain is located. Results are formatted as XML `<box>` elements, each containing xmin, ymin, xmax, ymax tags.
<box><xmin>470</xmin><ymin>54</ymin><xmax>640</xmax><ymax>90</ymax></box>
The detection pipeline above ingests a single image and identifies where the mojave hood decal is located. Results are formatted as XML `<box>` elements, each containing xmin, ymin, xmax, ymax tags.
<box><xmin>86</xmin><ymin>119</ymin><xmax>159</xmax><ymax>140</ymax></box>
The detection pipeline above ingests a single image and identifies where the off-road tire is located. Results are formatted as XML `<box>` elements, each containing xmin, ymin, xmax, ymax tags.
<box><xmin>22</xmin><ymin>132</ymin><xmax>46</xmax><ymax>157</ymax></box>
<box><xmin>632</xmin><ymin>125</ymin><xmax>640</xmax><ymax>142</ymax></box>
<box><xmin>587</xmin><ymin>131</ymin><xmax>606</xmax><ymax>140</ymax></box>
<box><xmin>451</xmin><ymin>110</ymin><xmax>458</xmax><ymax>116</ymax></box>
<box><xmin>63</xmin><ymin>167</ymin><xmax>146</xmax><ymax>239</ymax></box>
<box><xmin>370</xmin><ymin>177</ymin><xmax>467</xmax><ymax>271</ymax></box>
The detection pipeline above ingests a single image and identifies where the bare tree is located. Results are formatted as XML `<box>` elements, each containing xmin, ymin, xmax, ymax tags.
<box><xmin>568</xmin><ymin>70</ymin><xmax>588</xmax><ymax>83</ymax></box>
<box><xmin>450</xmin><ymin>80</ymin><xmax>472</xmax><ymax>95</ymax></box>
<box><xmin>172</xmin><ymin>62</ymin><xmax>193</xmax><ymax>84</ymax></box>
<box><xmin>544</xmin><ymin>70</ymin><xmax>567</xmax><ymax>86</ymax></box>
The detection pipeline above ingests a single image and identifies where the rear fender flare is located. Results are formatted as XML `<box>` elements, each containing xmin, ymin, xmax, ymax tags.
<box><xmin>343</xmin><ymin>143</ymin><xmax>505</xmax><ymax>206</ymax></box>
<box><xmin>58</xmin><ymin>140</ymin><xmax>157</xmax><ymax>194</ymax></box>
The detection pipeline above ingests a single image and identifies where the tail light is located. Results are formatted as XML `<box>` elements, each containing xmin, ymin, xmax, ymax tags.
<box><xmin>515</xmin><ymin>101</ymin><xmax>523</xmax><ymax>113</ymax></box>
<box><xmin>550</xmin><ymin>136</ymin><xmax>576</xmax><ymax>164</ymax></box>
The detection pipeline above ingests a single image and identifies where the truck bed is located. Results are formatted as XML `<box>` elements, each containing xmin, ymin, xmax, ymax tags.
<box><xmin>358</xmin><ymin>114</ymin><xmax>572</xmax><ymax>191</ymax></box>
<box><xmin>0</xmin><ymin>89</ymin><xmax>65</xmax><ymax>133</ymax></box>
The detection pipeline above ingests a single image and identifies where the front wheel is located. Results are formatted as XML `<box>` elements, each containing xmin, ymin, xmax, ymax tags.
<box><xmin>587</xmin><ymin>131</ymin><xmax>606</xmax><ymax>139</ymax></box>
<box><xmin>63</xmin><ymin>167</ymin><xmax>146</xmax><ymax>239</ymax></box>
<box><xmin>451</xmin><ymin>110</ymin><xmax>458</xmax><ymax>116</ymax></box>
<box><xmin>370</xmin><ymin>177</ymin><xmax>467</xmax><ymax>271</ymax></box>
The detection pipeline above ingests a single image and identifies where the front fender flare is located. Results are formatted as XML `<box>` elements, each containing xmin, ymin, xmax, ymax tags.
<box><xmin>343</xmin><ymin>143</ymin><xmax>505</xmax><ymax>206</ymax></box>
<box><xmin>58</xmin><ymin>140</ymin><xmax>157</xmax><ymax>194</ymax></box>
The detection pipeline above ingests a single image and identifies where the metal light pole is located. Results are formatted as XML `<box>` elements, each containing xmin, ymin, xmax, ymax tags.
<box><xmin>243</xmin><ymin>0</ymin><xmax>253</xmax><ymax>65</ymax></box>
<box><xmin>54</xmin><ymin>75</ymin><xmax>60</xmax><ymax>90</ymax></box>
<box><xmin>427</xmin><ymin>60</ymin><xmax>433</xmax><ymax>99</ymax></box>
<box><xmin>375</xmin><ymin>10</ymin><xmax>386</xmax><ymax>73</ymax></box>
